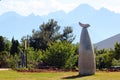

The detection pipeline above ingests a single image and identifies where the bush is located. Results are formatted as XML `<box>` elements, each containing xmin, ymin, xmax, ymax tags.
<box><xmin>96</xmin><ymin>50</ymin><xmax>113</xmax><ymax>69</ymax></box>
<box><xmin>7</xmin><ymin>54</ymin><xmax>19</xmax><ymax>69</ymax></box>
<box><xmin>112</xmin><ymin>58</ymin><xmax>120</xmax><ymax>66</ymax></box>
<box><xmin>43</xmin><ymin>42</ymin><xmax>78</xmax><ymax>69</ymax></box>
<box><xmin>65</xmin><ymin>53</ymin><xmax>78</xmax><ymax>69</ymax></box>
<box><xmin>25</xmin><ymin>47</ymin><xmax>43</xmax><ymax>69</ymax></box>
<box><xmin>0</xmin><ymin>51</ymin><xmax>11</xmax><ymax>68</ymax></box>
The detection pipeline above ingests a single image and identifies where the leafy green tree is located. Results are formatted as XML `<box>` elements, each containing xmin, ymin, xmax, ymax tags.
<box><xmin>60</xmin><ymin>27</ymin><xmax>75</xmax><ymax>43</ymax></box>
<box><xmin>29</xmin><ymin>19</ymin><xmax>60</xmax><ymax>50</ymax></box>
<box><xmin>10</xmin><ymin>37</ymin><xmax>19</xmax><ymax>56</ymax></box>
<box><xmin>114</xmin><ymin>43</ymin><xmax>120</xmax><ymax>60</ymax></box>
<box><xmin>4</xmin><ymin>37</ymin><xmax>12</xmax><ymax>52</ymax></box>
<box><xmin>0</xmin><ymin>36</ymin><xmax>13</xmax><ymax>68</ymax></box>
<box><xmin>0</xmin><ymin>36</ymin><xmax>5</xmax><ymax>52</ymax></box>
<box><xmin>29</xmin><ymin>19</ymin><xmax>75</xmax><ymax>50</ymax></box>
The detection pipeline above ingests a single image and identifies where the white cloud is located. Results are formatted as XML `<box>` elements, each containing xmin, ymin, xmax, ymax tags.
<box><xmin>0</xmin><ymin>0</ymin><xmax>82</xmax><ymax>16</ymax></box>
<box><xmin>0</xmin><ymin>0</ymin><xmax>120</xmax><ymax>16</ymax></box>
<box><xmin>0</xmin><ymin>0</ymin><xmax>46</xmax><ymax>16</ymax></box>
<box><xmin>81</xmin><ymin>0</ymin><xmax>120</xmax><ymax>13</ymax></box>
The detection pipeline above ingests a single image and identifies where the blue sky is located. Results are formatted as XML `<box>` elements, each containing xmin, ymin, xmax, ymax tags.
<box><xmin>0</xmin><ymin>0</ymin><xmax>120</xmax><ymax>43</ymax></box>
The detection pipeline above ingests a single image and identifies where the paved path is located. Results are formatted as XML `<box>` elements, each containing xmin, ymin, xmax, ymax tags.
<box><xmin>0</xmin><ymin>68</ymin><xmax>11</xmax><ymax>70</ymax></box>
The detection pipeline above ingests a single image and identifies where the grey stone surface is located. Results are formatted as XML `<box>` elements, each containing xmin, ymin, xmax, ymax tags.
<box><xmin>78</xmin><ymin>22</ymin><xmax>96</xmax><ymax>76</ymax></box>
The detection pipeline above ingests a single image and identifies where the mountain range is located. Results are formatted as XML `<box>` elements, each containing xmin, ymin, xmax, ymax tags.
<box><xmin>95</xmin><ymin>33</ymin><xmax>120</xmax><ymax>50</ymax></box>
<box><xmin>0</xmin><ymin>4</ymin><xmax>120</xmax><ymax>43</ymax></box>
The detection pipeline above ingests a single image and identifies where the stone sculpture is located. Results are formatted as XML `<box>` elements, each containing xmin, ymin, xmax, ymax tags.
<box><xmin>20</xmin><ymin>51</ymin><xmax>26</xmax><ymax>67</ymax></box>
<box><xmin>78</xmin><ymin>22</ymin><xmax>96</xmax><ymax>76</ymax></box>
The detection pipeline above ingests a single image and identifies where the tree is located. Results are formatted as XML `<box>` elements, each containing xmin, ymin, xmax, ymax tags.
<box><xmin>0</xmin><ymin>36</ymin><xmax>5</xmax><ymax>52</ymax></box>
<box><xmin>4</xmin><ymin>37</ymin><xmax>12</xmax><ymax>52</ymax></box>
<box><xmin>114</xmin><ymin>43</ymin><xmax>120</xmax><ymax>60</ymax></box>
<box><xmin>29</xmin><ymin>19</ymin><xmax>75</xmax><ymax>50</ymax></box>
<box><xmin>60</xmin><ymin>27</ymin><xmax>75</xmax><ymax>43</ymax></box>
<box><xmin>29</xmin><ymin>19</ymin><xmax>61</xmax><ymax>50</ymax></box>
<box><xmin>10</xmin><ymin>37</ymin><xmax>19</xmax><ymax>56</ymax></box>
<box><xmin>0</xmin><ymin>36</ymin><xmax>13</xmax><ymax>68</ymax></box>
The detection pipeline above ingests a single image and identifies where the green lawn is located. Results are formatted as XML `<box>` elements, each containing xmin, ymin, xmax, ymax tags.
<box><xmin>0</xmin><ymin>70</ymin><xmax>120</xmax><ymax>80</ymax></box>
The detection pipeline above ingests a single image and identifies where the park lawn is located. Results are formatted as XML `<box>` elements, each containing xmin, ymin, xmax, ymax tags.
<box><xmin>0</xmin><ymin>70</ymin><xmax>120</xmax><ymax>80</ymax></box>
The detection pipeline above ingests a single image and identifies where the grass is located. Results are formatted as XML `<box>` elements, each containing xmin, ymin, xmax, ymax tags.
<box><xmin>0</xmin><ymin>70</ymin><xmax>120</xmax><ymax>80</ymax></box>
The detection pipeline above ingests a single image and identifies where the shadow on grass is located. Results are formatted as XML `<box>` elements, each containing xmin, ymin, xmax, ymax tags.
<box><xmin>62</xmin><ymin>74</ymin><xmax>93</xmax><ymax>79</ymax></box>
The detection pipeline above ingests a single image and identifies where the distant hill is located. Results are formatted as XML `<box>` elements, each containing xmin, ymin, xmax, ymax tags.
<box><xmin>0</xmin><ymin>4</ymin><xmax>120</xmax><ymax>43</ymax></box>
<box><xmin>95</xmin><ymin>34</ymin><xmax>120</xmax><ymax>50</ymax></box>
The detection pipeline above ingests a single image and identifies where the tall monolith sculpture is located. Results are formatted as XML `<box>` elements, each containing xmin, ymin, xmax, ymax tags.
<box><xmin>78</xmin><ymin>22</ymin><xmax>96</xmax><ymax>76</ymax></box>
